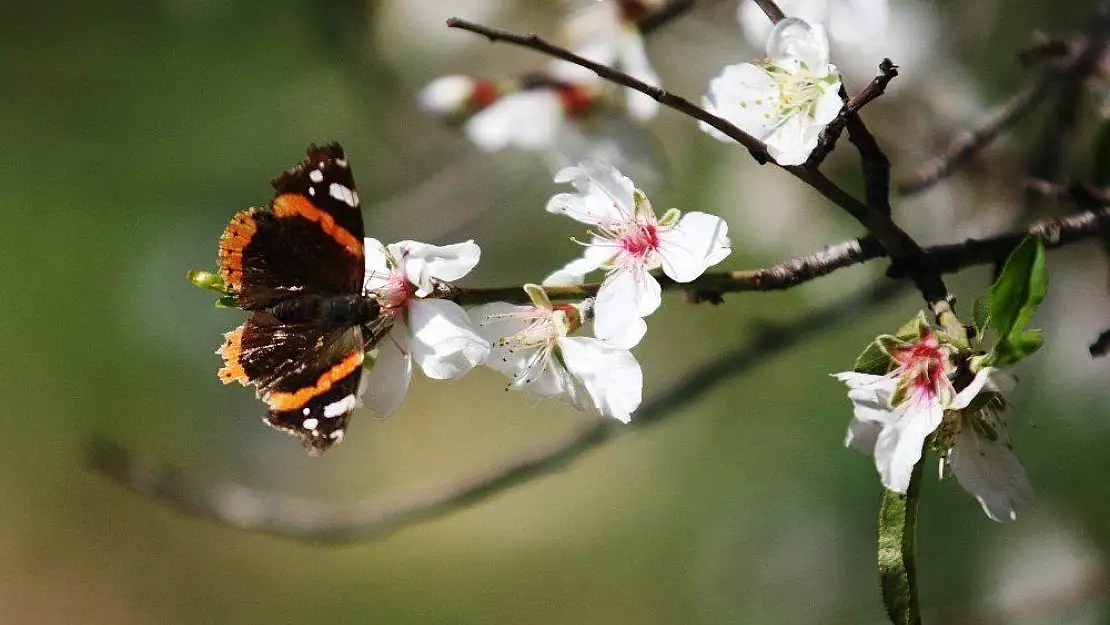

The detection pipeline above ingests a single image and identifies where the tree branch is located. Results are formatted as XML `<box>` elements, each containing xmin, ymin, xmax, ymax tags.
<box><xmin>89</xmin><ymin>282</ymin><xmax>906</xmax><ymax>542</ymax></box>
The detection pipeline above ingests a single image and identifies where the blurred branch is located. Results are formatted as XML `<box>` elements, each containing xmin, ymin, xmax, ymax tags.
<box><xmin>638</xmin><ymin>0</ymin><xmax>697</xmax><ymax>35</ymax></box>
<box><xmin>1090</xmin><ymin>328</ymin><xmax>1110</xmax><ymax>357</ymax></box>
<box><xmin>90</xmin><ymin>282</ymin><xmax>907</xmax><ymax>543</ymax></box>
<box><xmin>897</xmin><ymin>73</ymin><xmax>1058</xmax><ymax>196</ymax></box>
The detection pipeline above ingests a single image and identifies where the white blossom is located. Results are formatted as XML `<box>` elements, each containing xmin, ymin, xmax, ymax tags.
<box><xmin>836</xmin><ymin>330</ymin><xmax>1033</xmax><ymax>522</ymax></box>
<box><xmin>544</xmin><ymin>161</ymin><xmax>731</xmax><ymax>348</ymax></box>
<box><xmin>702</xmin><ymin>17</ymin><xmax>843</xmax><ymax>165</ymax></box>
<box><xmin>469</xmin><ymin>286</ymin><xmax>642</xmax><ymax>422</ymax></box>
<box><xmin>360</xmin><ymin>238</ymin><xmax>491</xmax><ymax>417</ymax></box>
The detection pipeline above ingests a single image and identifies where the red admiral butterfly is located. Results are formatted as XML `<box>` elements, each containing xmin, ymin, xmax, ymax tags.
<box><xmin>215</xmin><ymin>143</ymin><xmax>390</xmax><ymax>454</ymax></box>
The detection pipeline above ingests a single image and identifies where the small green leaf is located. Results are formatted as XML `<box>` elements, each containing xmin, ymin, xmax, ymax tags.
<box><xmin>989</xmin><ymin>329</ymin><xmax>1044</xmax><ymax>367</ymax></box>
<box><xmin>972</xmin><ymin>294</ymin><xmax>991</xmax><ymax>335</ymax></box>
<box><xmin>854</xmin><ymin>339</ymin><xmax>893</xmax><ymax>375</ymax></box>
<box><xmin>215</xmin><ymin>295</ymin><xmax>238</xmax><ymax>308</ymax></box>
<box><xmin>188</xmin><ymin>269</ymin><xmax>228</xmax><ymax>293</ymax></box>
<box><xmin>523</xmin><ymin>283</ymin><xmax>552</xmax><ymax>309</ymax></box>
<box><xmin>894</xmin><ymin>312</ymin><xmax>929</xmax><ymax>341</ymax></box>
<box><xmin>658</xmin><ymin>207</ymin><xmax>681</xmax><ymax>227</ymax></box>
<box><xmin>878</xmin><ymin>460</ymin><xmax>924</xmax><ymax>625</ymax></box>
<box><xmin>987</xmin><ymin>237</ymin><xmax>1047</xmax><ymax>342</ymax></box>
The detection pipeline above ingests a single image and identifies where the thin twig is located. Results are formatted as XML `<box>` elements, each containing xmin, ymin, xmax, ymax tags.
<box><xmin>808</xmin><ymin>59</ymin><xmax>900</xmax><ymax>169</ymax></box>
<box><xmin>90</xmin><ymin>282</ymin><xmax>906</xmax><ymax>542</ymax></box>
<box><xmin>898</xmin><ymin>74</ymin><xmax>1058</xmax><ymax>196</ymax></box>
<box><xmin>750</xmin><ymin>0</ymin><xmax>786</xmax><ymax>23</ymax></box>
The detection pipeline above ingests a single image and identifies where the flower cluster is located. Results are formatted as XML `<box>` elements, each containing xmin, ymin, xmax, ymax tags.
<box><xmin>220</xmin><ymin>162</ymin><xmax>730</xmax><ymax>426</ymax></box>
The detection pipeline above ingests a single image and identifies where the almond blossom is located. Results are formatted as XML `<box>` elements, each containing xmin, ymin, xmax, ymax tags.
<box><xmin>469</xmin><ymin>285</ymin><xmax>642</xmax><ymax>422</ymax></box>
<box><xmin>835</xmin><ymin>327</ymin><xmax>1033</xmax><ymax>522</ymax></box>
<box><xmin>360</xmin><ymin>238</ymin><xmax>491</xmax><ymax>417</ymax></box>
<box><xmin>544</xmin><ymin>161</ymin><xmax>731</xmax><ymax>348</ymax></box>
<box><xmin>701</xmin><ymin>17</ymin><xmax>843</xmax><ymax>165</ymax></box>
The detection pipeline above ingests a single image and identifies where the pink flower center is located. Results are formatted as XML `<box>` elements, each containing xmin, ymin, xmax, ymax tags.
<box><xmin>891</xmin><ymin>331</ymin><xmax>951</xmax><ymax>397</ymax></box>
<box><xmin>619</xmin><ymin>222</ymin><xmax>660</xmax><ymax>259</ymax></box>
<box><xmin>377</xmin><ymin>269</ymin><xmax>413</xmax><ymax>312</ymax></box>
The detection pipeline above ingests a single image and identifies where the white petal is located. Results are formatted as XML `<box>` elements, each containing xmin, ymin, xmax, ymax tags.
<box><xmin>873</xmin><ymin>393</ymin><xmax>943</xmax><ymax>492</ymax></box>
<box><xmin>657</xmin><ymin>211</ymin><xmax>731</xmax><ymax>282</ymax></box>
<box><xmin>832</xmin><ymin>370</ymin><xmax>889</xmax><ymax>389</ymax></box>
<box><xmin>418</xmin><ymin>75</ymin><xmax>476</xmax><ymax>115</ymax></box>
<box><xmin>390</xmin><ymin>239</ymin><xmax>481</xmax><ymax>296</ymax></box>
<box><xmin>408</xmin><ymin>299</ymin><xmax>490</xmax><ymax>380</ymax></box>
<box><xmin>593</xmin><ymin>267</ymin><xmax>660</xmax><ymax>348</ymax></box>
<box><xmin>361</xmin><ymin>325</ymin><xmax>412</xmax><ymax>418</ymax></box>
<box><xmin>845</xmin><ymin>416</ymin><xmax>884</xmax><ymax>455</ymax></box>
<box><xmin>363</xmin><ymin>237</ymin><xmax>393</xmax><ymax>291</ymax></box>
<box><xmin>465</xmin><ymin>90</ymin><xmax>564</xmax><ymax>152</ymax></box>
<box><xmin>559</xmin><ymin>337</ymin><xmax>643</xmax><ymax>423</ymax></box>
<box><xmin>543</xmin><ymin>253</ymin><xmax>608</xmax><ymax>286</ymax></box>
<box><xmin>701</xmin><ymin>63</ymin><xmax>779</xmax><ymax>142</ymax></box>
<box><xmin>949</xmin><ymin>427</ymin><xmax>1034</xmax><ymax>523</ymax></box>
<box><xmin>949</xmin><ymin>367</ymin><xmax>994</xmax><ymax>410</ymax></box>
<box><xmin>767</xmin><ymin>17</ymin><xmax>831</xmax><ymax>69</ymax></box>
<box><xmin>547</xmin><ymin>160</ymin><xmax>638</xmax><ymax>225</ymax></box>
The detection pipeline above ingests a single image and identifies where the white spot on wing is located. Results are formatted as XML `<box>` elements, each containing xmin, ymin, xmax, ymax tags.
<box><xmin>309</xmin><ymin>169</ymin><xmax>324</xmax><ymax>183</ymax></box>
<box><xmin>302</xmin><ymin>407</ymin><xmax>311</xmax><ymax>416</ymax></box>
<box><xmin>329</xmin><ymin>183</ymin><xmax>357</xmax><ymax>208</ymax></box>
<box><xmin>308</xmin><ymin>187</ymin><xmax>316</xmax><ymax>196</ymax></box>
<box><xmin>323</xmin><ymin>394</ymin><xmax>356</xmax><ymax>418</ymax></box>
<box><xmin>329</xmin><ymin>429</ymin><xmax>344</xmax><ymax>440</ymax></box>
<box><xmin>302</xmin><ymin>417</ymin><xmax>319</xmax><ymax>430</ymax></box>
<box><xmin>335</xmin><ymin>157</ymin><xmax>348</xmax><ymax>168</ymax></box>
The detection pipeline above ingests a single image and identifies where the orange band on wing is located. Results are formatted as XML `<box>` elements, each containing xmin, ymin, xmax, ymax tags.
<box><xmin>217</xmin><ymin>325</ymin><xmax>250</xmax><ymax>385</ymax></box>
<box><xmin>264</xmin><ymin>350</ymin><xmax>363</xmax><ymax>411</ymax></box>
<box><xmin>217</xmin><ymin>208</ymin><xmax>260</xmax><ymax>292</ymax></box>
<box><xmin>272</xmin><ymin>194</ymin><xmax>362</xmax><ymax>258</ymax></box>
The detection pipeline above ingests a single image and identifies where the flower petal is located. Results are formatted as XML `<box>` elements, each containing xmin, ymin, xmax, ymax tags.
<box><xmin>409</xmin><ymin>299</ymin><xmax>490</xmax><ymax>380</ymax></box>
<box><xmin>873</xmin><ymin>392</ymin><xmax>943</xmax><ymax>492</ymax></box>
<box><xmin>949</xmin><ymin>427</ymin><xmax>1034</xmax><ymax>523</ymax></box>
<box><xmin>390</xmin><ymin>239</ymin><xmax>481</xmax><ymax>296</ymax></box>
<box><xmin>361</xmin><ymin>325</ymin><xmax>412</xmax><ymax>418</ymax></box>
<box><xmin>547</xmin><ymin>161</ymin><xmax>638</xmax><ymax>225</ymax></box>
<box><xmin>465</xmin><ymin>90</ymin><xmax>564</xmax><ymax>152</ymax></box>
<box><xmin>559</xmin><ymin>336</ymin><xmax>643</xmax><ymax>423</ymax></box>
<box><xmin>845</xmin><ymin>416</ymin><xmax>884</xmax><ymax>455</ymax></box>
<box><xmin>657</xmin><ymin>211</ymin><xmax>732</xmax><ymax>282</ymax></box>
<box><xmin>949</xmin><ymin>367</ymin><xmax>994</xmax><ymax>410</ymax></box>
<box><xmin>767</xmin><ymin>17</ymin><xmax>831</xmax><ymax>69</ymax></box>
<box><xmin>363</xmin><ymin>237</ymin><xmax>393</xmax><ymax>291</ymax></box>
<box><xmin>593</xmin><ymin>266</ymin><xmax>660</xmax><ymax>348</ymax></box>
<box><xmin>616</xmin><ymin>27</ymin><xmax>660</xmax><ymax>120</ymax></box>
<box><xmin>543</xmin><ymin>251</ymin><xmax>610</xmax><ymax>287</ymax></box>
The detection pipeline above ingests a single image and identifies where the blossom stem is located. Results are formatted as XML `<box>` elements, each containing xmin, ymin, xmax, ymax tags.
<box><xmin>749</xmin><ymin>0</ymin><xmax>786</xmax><ymax>24</ymax></box>
<box><xmin>878</xmin><ymin>459</ymin><xmax>924</xmax><ymax>625</ymax></box>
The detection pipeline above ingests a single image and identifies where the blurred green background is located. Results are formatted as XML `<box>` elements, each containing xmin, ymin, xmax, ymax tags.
<box><xmin>3</xmin><ymin>1</ymin><xmax>1109</xmax><ymax>623</ymax></box>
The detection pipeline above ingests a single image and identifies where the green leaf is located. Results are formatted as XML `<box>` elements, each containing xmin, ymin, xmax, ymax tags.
<box><xmin>987</xmin><ymin>237</ymin><xmax>1047</xmax><ymax>342</ymax></box>
<box><xmin>988</xmin><ymin>329</ymin><xmax>1044</xmax><ymax>368</ymax></box>
<box><xmin>854</xmin><ymin>339</ymin><xmax>892</xmax><ymax>375</ymax></box>
<box><xmin>188</xmin><ymin>268</ymin><xmax>228</xmax><ymax>294</ymax></box>
<box><xmin>878</xmin><ymin>460</ymin><xmax>924</xmax><ymax>625</ymax></box>
<box><xmin>972</xmin><ymin>294</ymin><xmax>991</xmax><ymax>335</ymax></box>
<box><xmin>215</xmin><ymin>295</ymin><xmax>238</xmax><ymax>308</ymax></box>
<box><xmin>894</xmin><ymin>312</ymin><xmax>929</xmax><ymax>341</ymax></box>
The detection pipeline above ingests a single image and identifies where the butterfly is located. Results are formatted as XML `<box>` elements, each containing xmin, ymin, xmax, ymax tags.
<box><xmin>214</xmin><ymin>143</ymin><xmax>390</xmax><ymax>454</ymax></box>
